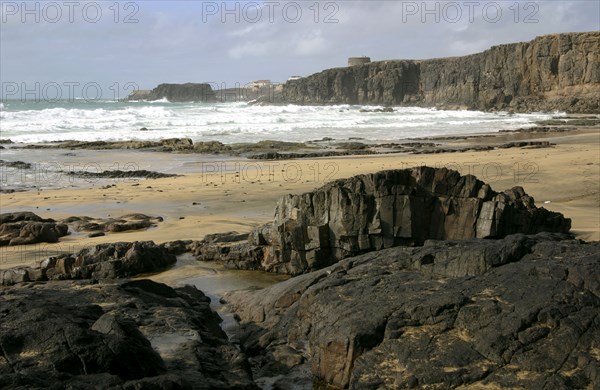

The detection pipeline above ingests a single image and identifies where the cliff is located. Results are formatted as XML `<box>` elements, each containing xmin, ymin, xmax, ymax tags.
<box><xmin>126</xmin><ymin>83</ymin><xmax>217</xmax><ymax>102</ymax></box>
<box><xmin>283</xmin><ymin>32</ymin><xmax>600</xmax><ymax>112</ymax></box>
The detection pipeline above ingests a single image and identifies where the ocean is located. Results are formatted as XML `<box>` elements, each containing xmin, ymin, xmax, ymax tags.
<box><xmin>0</xmin><ymin>100</ymin><xmax>559</xmax><ymax>144</ymax></box>
<box><xmin>0</xmin><ymin>100</ymin><xmax>562</xmax><ymax>192</ymax></box>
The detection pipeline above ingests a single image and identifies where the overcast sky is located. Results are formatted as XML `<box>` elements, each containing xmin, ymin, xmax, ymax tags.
<box><xmin>1</xmin><ymin>1</ymin><xmax>598</xmax><ymax>98</ymax></box>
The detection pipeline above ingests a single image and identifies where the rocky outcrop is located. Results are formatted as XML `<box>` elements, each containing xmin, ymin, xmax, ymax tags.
<box><xmin>23</xmin><ymin>138</ymin><xmax>197</xmax><ymax>151</ymax></box>
<box><xmin>0</xmin><ymin>241</ymin><xmax>176</xmax><ymax>285</ymax></box>
<box><xmin>62</xmin><ymin>214</ymin><xmax>163</xmax><ymax>234</ymax></box>
<box><xmin>0</xmin><ymin>212</ymin><xmax>167</xmax><ymax>247</ymax></box>
<box><xmin>283</xmin><ymin>32</ymin><xmax>600</xmax><ymax>113</ymax></box>
<box><xmin>126</xmin><ymin>83</ymin><xmax>217</xmax><ymax>102</ymax></box>
<box><xmin>195</xmin><ymin>166</ymin><xmax>570</xmax><ymax>275</ymax></box>
<box><xmin>225</xmin><ymin>233</ymin><xmax>600</xmax><ymax>389</ymax></box>
<box><xmin>0</xmin><ymin>160</ymin><xmax>32</xmax><ymax>169</ymax></box>
<box><xmin>64</xmin><ymin>169</ymin><xmax>178</xmax><ymax>179</ymax></box>
<box><xmin>15</xmin><ymin>127</ymin><xmax>591</xmax><ymax>159</ymax></box>
<box><xmin>189</xmin><ymin>232</ymin><xmax>265</xmax><ymax>270</ymax></box>
<box><xmin>0</xmin><ymin>279</ymin><xmax>257</xmax><ymax>389</ymax></box>
<box><xmin>0</xmin><ymin>212</ymin><xmax>69</xmax><ymax>246</ymax></box>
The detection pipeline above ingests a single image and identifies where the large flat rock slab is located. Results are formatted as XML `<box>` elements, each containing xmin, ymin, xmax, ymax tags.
<box><xmin>226</xmin><ymin>233</ymin><xmax>600</xmax><ymax>389</ymax></box>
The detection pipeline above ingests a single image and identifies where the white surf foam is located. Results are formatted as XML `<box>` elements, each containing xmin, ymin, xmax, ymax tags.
<box><xmin>0</xmin><ymin>102</ymin><xmax>557</xmax><ymax>144</ymax></box>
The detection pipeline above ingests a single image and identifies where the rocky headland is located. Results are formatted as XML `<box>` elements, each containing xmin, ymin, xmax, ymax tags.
<box><xmin>114</xmin><ymin>32</ymin><xmax>599</xmax><ymax>112</ymax></box>
<box><xmin>126</xmin><ymin>83</ymin><xmax>217</xmax><ymax>103</ymax></box>
<box><xmin>283</xmin><ymin>32</ymin><xmax>600</xmax><ymax>113</ymax></box>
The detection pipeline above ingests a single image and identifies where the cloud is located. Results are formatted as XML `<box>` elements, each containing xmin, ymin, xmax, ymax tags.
<box><xmin>228</xmin><ymin>23</ymin><xmax>269</xmax><ymax>37</ymax></box>
<box><xmin>294</xmin><ymin>31</ymin><xmax>328</xmax><ymax>56</ymax></box>
<box><xmin>228</xmin><ymin>41</ymin><xmax>273</xmax><ymax>59</ymax></box>
<box><xmin>1</xmin><ymin>0</ymin><xmax>598</xmax><ymax>90</ymax></box>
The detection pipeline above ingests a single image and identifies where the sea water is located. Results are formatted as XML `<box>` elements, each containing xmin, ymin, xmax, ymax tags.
<box><xmin>0</xmin><ymin>100</ymin><xmax>561</xmax><ymax>192</ymax></box>
<box><xmin>0</xmin><ymin>100</ymin><xmax>559</xmax><ymax>144</ymax></box>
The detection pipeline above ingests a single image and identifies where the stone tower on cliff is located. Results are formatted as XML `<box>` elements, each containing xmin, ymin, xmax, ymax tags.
<box><xmin>348</xmin><ymin>56</ymin><xmax>371</xmax><ymax>66</ymax></box>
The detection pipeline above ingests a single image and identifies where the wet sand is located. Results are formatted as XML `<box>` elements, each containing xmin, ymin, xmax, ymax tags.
<box><xmin>1</xmin><ymin>128</ymin><xmax>598</xmax><ymax>270</ymax></box>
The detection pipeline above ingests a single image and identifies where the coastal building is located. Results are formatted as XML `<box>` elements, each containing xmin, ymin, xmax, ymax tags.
<box><xmin>287</xmin><ymin>76</ymin><xmax>302</xmax><ymax>81</ymax></box>
<box><xmin>248</xmin><ymin>80</ymin><xmax>272</xmax><ymax>89</ymax></box>
<box><xmin>348</xmin><ymin>56</ymin><xmax>371</xmax><ymax>66</ymax></box>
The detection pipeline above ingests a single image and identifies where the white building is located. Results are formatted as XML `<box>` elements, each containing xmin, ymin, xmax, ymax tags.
<box><xmin>248</xmin><ymin>80</ymin><xmax>272</xmax><ymax>89</ymax></box>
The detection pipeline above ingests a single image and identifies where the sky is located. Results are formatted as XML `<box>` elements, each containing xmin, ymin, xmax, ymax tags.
<box><xmin>1</xmin><ymin>0</ymin><xmax>599</xmax><ymax>98</ymax></box>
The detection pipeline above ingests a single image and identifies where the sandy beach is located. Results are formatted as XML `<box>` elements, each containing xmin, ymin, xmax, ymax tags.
<box><xmin>1</xmin><ymin>127</ymin><xmax>598</xmax><ymax>269</ymax></box>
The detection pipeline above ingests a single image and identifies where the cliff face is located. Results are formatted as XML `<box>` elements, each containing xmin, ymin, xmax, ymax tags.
<box><xmin>127</xmin><ymin>83</ymin><xmax>216</xmax><ymax>102</ymax></box>
<box><xmin>283</xmin><ymin>32</ymin><xmax>600</xmax><ymax>112</ymax></box>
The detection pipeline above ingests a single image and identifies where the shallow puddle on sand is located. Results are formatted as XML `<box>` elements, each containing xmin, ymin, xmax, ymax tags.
<box><xmin>141</xmin><ymin>253</ymin><xmax>288</xmax><ymax>294</ymax></box>
<box><xmin>136</xmin><ymin>253</ymin><xmax>288</xmax><ymax>341</ymax></box>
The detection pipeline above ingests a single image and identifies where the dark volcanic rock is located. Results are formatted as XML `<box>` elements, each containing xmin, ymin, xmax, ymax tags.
<box><xmin>246</xmin><ymin>149</ymin><xmax>377</xmax><ymax>160</ymax></box>
<box><xmin>0</xmin><ymin>222</ymin><xmax>69</xmax><ymax>246</ymax></box>
<box><xmin>22</xmin><ymin>138</ymin><xmax>196</xmax><ymax>152</ymax></box>
<box><xmin>197</xmin><ymin>166</ymin><xmax>570</xmax><ymax>275</ymax></box>
<box><xmin>193</xmin><ymin>140</ymin><xmax>232</xmax><ymax>153</ymax></box>
<box><xmin>0</xmin><ymin>160</ymin><xmax>32</xmax><ymax>169</ymax></box>
<box><xmin>18</xmin><ymin>138</ymin><xmax>235</xmax><ymax>155</ymax></box>
<box><xmin>0</xmin><ymin>212</ymin><xmax>68</xmax><ymax>246</ymax></box>
<box><xmin>283</xmin><ymin>32</ymin><xmax>600</xmax><ymax>113</ymax></box>
<box><xmin>65</xmin><ymin>169</ymin><xmax>178</xmax><ymax>179</ymax></box>
<box><xmin>0</xmin><ymin>241</ymin><xmax>176</xmax><ymax>285</ymax></box>
<box><xmin>63</xmin><ymin>214</ymin><xmax>163</xmax><ymax>233</ymax></box>
<box><xmin>0</xmin><ymin>279</ymin><xmax>257</xmax><ymax>389</ymax></box>
<box><xmin>226</xmin><ymin>233</ymin><xmax>600</xmax><ymax>389</ymax></box>
<box><xmin>189</xmin><ymin>232</ymin><xmax>265</xmax><ymax>270</ymax></box>
<box><xmin>498</xmin><ymin>141</ymin><xmax>554</xmax><ymax>149</ymax></box>
<box><xmin>162</xmin><ymin>239</ymin><xmax>194</xmax><ymax>255</ymax></box>
<box><xmin>61</xmin><ymin>241</ymin><xmax>176</xmax><ymax>279</ymax></box>
<box><xmin>0</xmin><ymin>212</ymin><xmax>54</xmax><ymax>224</ymax></box>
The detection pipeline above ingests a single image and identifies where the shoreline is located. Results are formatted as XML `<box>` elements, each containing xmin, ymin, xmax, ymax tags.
<box><xmin>1</xmin><ymin>114</ymin><xmax>597</xmax><ymax>192</ymax></box>
<box><xmin>1</xmin><ymin>123</ymin><xmax>598</xmax><ymax>269</ymax></box>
